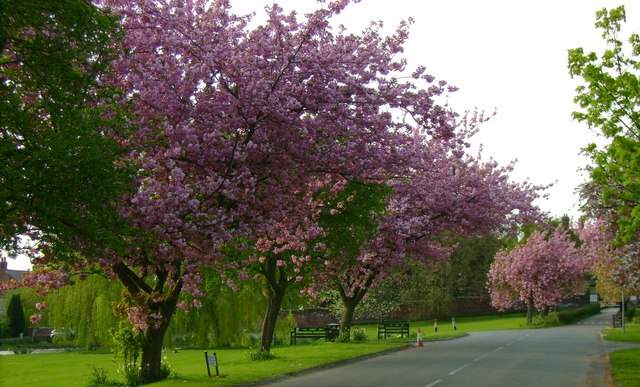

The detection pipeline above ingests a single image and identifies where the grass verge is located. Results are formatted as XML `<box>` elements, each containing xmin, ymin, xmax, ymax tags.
<box><xmin>602</xmin><ymin>324</ymin><xmax>640</xmax><ymax>342</ymax></box>
<box><xmin>603</xmin><ymin>323</ymin><xmax>640</xmax><ymax>387</ymax></box>
<box><xmin>610</xmin><ymin>348</ymin><xmax>640</xmax><ymax>387</ymax></box>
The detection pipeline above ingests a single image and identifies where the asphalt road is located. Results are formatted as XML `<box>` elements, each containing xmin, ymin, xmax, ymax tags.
<box><xmin>263</xmin><ymin>308</ymin><xmax>639</xmax><ymax>387</ymax></box>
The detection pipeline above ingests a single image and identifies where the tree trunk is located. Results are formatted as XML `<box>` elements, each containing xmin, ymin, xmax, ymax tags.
<box><xmin>259</xmin><ymin>286</ymin><xmax>285</xmax><ymax>352</ymax></box>
<box><xmin>140</xmin><ymin>323</ymin><xmax>169</xmax><ymax>383</ymax></box>
<box><xmin>112</xmin><ymin>262</ymin><xmax>182</xmax><ymax>384</ymax></box>
<box><xmin>540</xmin><ymin>305</ymin><xmax>549</xmax><ymax>317</ymax></box>
<box><xmin>526</xmin><ymin>300</ymin><xmax>534</xmax><ymax>324</ymax></box>
<box><xmin>339</xmin><ymin>298</ymin><xmax>358</xmax><ymax>341</ymax></box>
<box><xmin>337</xmin><ymin>281</ymin><xmax>373</xmax><ymax>341</ymax></box>
<box><xmin>139</xmin><ymin>294</ymin><xmax>180</xmax><ymax>384</ymax></box>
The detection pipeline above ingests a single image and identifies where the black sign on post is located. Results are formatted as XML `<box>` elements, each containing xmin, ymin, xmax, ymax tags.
<box><xmin>612</xmin><ymin>314</ymin><xmax>623</xmax><ymax>328</ymax></box>
<box><xmin>205</xmin><ymin>351</ymin><xmax>219</xmax><ymax>377</ymax></box>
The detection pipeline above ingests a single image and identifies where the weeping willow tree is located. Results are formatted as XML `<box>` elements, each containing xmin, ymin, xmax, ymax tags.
<box><xmin>165</xmin><ymin>270</ymin><xmax>268</xmax><ymax>349</ymax></box>
<box><xmin>34</xmin><ymin>270</ymin><xmax>265</xmax><ymax>349</ymax></box>
<box><xmin>45</xmin><ymin>275</ymin><xmax>122</xmax><ymax>348</ymax></box>
<box><xmin>35</xmin><ymin>269</ymin><xmax>295</xmax><ymax>349</ymax></box>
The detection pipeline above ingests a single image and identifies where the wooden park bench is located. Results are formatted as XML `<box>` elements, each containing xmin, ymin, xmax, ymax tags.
<box><xmin>377</xmin><ymin>322</ymin><xmax>409</xmax><ymax>339</ymax></box>
<box><xmin>290</xmin><ymin>326</ymin><xmax>340</xmax><ymax>344</ymax></box>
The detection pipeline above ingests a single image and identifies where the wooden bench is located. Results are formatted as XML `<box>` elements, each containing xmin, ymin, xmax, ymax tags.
<box><xmin>377</xmin><ymin>322</ymin><xmax>409</xmax><ymax>339</ymax></box>
<box><xmin>290</xmin><ymin>326</ymin><xmax>338</xmax><ymax>344</ymax></box>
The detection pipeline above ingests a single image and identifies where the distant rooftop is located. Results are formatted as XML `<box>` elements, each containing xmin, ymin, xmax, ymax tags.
<box><xmin>0</xmin><ymin>260</ymin><xmax>25</xmax><ymax>283</ymax></box>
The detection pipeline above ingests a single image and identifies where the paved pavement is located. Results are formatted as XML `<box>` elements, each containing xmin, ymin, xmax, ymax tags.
<box><xmin>262</xmin><ymin>308</ymin><xmax>639</xmax><ymax>387</ymax></box>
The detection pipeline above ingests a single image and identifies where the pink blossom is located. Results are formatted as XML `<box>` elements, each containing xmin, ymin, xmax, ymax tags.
<box><xmin>30</xmin><ymin>314</ymin><xmax>43</xmax><ymax>325</ymax></box>
<box><xmin>177</xmin><ymin>301</ymin><xmax>189</xmax><ymax>311</ymax></box>
<box><xmin>488</xmin><ymin>226</ymin><xmax>588</xmax><ymax>312</ymax></box>
<box><xmin>0</xmin><ymin>279</ymin><xmax>20</xmax><ymax>294</ymax></box>
<box><xmin>226</xmin><ymin>278</ymin><xmax>238</xmax><ymax>292</ymax></box>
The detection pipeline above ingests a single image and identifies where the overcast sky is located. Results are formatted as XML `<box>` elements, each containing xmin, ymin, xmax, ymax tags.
<box><xmin>6</xmin><ymin>1</ymin><xmax>639</xmax><ymax>270</ymax></box>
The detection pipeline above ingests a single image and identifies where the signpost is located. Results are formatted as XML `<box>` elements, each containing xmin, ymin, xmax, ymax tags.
<box><xmin>612</xmin><ymin>314</ymin><xmax>623</xmax><ymax>328</ymax></box>
<box><xmin>205</xmin><ymin>351</ymin><xmax>219</xmax><ymax>377</ymax></box>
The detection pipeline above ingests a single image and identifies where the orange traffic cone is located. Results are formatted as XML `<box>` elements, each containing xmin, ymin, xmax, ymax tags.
<box><xmin>416</xmin><ymin>328</ymin><xmax>423</xmax><ymax>347</ymax></box>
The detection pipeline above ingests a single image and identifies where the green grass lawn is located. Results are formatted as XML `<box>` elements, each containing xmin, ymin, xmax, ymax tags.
<box><xmin>610</xmin><ymin>349</ymin><xmax>640</xmax><ymax>387</ymax></box>
<box><xmin>427</xmin><ymin>312</ymin><xmax>530</xmax><ymax>332</ymax></box>
<box><xmin>0</xmin><ymin>342</ymin><xmax>408</xmax><ymax>386</ymax></box>
<box><xmin>0</xmin><ymin>312</ymin><xmax>548</xmax><ymax>387</ymax></box>
<box><xmin>602</xmin><ymin>323</ymin><xmax>640</xmax><ymax>342</ymax></box>
<box><xmin>602</xmin><ymin>323</ymin><xmax>640</xmax><ymax>387</ymax></box>
<box><xmin>356</xmin><ymin>312</ymin><xmax>529</xmax><ymax>342</ymax></box>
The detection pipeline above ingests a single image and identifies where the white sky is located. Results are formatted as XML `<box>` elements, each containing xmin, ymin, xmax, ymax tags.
<box><xmin>6</xmin><ymin>1</ymin><xmax>639</xmax><ymax>270</ymax></box>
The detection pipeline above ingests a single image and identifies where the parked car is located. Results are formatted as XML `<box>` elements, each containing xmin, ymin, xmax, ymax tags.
<box><xmin>30</xmin><ymin>326</ymin><xmax>52</xmax><ymax>342</ymax></box>
<box><xmin>50</xmin><ymin>328</ymin><xmax>74</xmax><ymax>339</ymax></box>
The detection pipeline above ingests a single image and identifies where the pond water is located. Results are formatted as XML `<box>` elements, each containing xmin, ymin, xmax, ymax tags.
<box><xmin>0</xmin><ymin>348</ymin><xmax>68</xmax><ymax>355</ymax></box>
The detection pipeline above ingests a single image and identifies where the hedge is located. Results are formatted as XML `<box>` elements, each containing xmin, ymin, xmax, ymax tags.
<box><xmin>557</xmin><ymin>303</ymin><xmax>601</xmax><ymax>324</ymax></box>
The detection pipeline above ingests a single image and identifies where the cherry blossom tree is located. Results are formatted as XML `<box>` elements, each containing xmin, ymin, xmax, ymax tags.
<box><xmin>488</xmin><ymin>225</ymin><xmax>591</xmax><ymax>324</ymax></box>
<box><xmin>25</xmin><ymin>0</ymin><xmax>465</xmax><ymax>379</ymax></box>
<box><xmin>313</xmin><ymin>126</ymin><xmax>544</xmax><ymax>336</ymax></box>
<box><xmin>218</xmin><ymin>197</ymin><xmax>325</xmax><ymax>352</ymax></box>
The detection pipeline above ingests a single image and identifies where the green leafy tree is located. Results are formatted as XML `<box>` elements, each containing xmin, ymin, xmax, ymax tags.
<box><xmin>399</xmin><ymin>259</ymin><xmax>454</xmax><ymax>319</ymax></box>
<box><xmin>314</xmin><ymin>181</ymin><xmax>391</xmax><ymax>337</ymax></box>
<box><xmin>0</xmin><ymin>0</ymin><xmax>132</xmax><ymax>261</ymax></box>
<box><xmin>6</xmin><ymin>294</ymin><xmax>25</xmax><ymax>337</ymax></box>
<box><xmin>322</xmin><ymin>280</ymin><xmax>403</xmax><ymax>326</ymax></box>
<box><xmin>569</xmin><ymin>5</ymin><xmax>640</xmax><ymax>243</ymax></box>
<box><xmin>447</xmin><ymin>235</ymin><xmax>503</xmax><ymax>299</ymax></box>
<box><xmin>396</xmin><ymin>235</ymin><xmax>502</xmax><ymax>319</ymax></box>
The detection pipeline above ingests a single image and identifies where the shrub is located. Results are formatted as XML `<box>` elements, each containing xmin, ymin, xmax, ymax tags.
<box><xmin>86</xmin><ymin>367</ymin><xmax>118</xmax><ymax>387</ymax></box>
<box><xmin>111</xmin><ymin>322</ymin><xmax>144</xmax><ymax>386</ymax></box>
<box><xmin>10</xmin><ymin>343</ymin><xmax>33</xmax><ymax>354</ymax></box>
<box><xmin>247</xmin><ymin>350</ymin><xmax>278</xmax><ymax>361</ymax></box>
<box><xmin>0</xmin><ymin>317</ymin><xmax>11</xmax><ymax>339</ymax></box>
<box><xmin>352</xmin><ymin>327</ymin><xmax>368</xmax><ymax>342</ymax></box>
<box><xmin>85</xmin><ymin>336</ymin><xmax>103</xmax><ymax>352</ymax></box>
<box><xmin>625</xmin><ymin>304</ymin><xmax>636</xmax><ymax>322</ymax></box>
<box><xmin>557</xmin><ymin>303</ymin><xmax>601</xmax><ymax>324</ymax></box>
<box><xmin>531</xmin><ymin>313</ymin><xmax>560</xmax><ymax>327</ymax></box>
<box><xmin>337</xmin><ymin>330</ymin><xmax>351</xmax><ymax>343</ymax></box>
<box><xmin>160</xmin><ymin>357</ymin><xmax>172</xmax><ymax>380</ymax></box>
